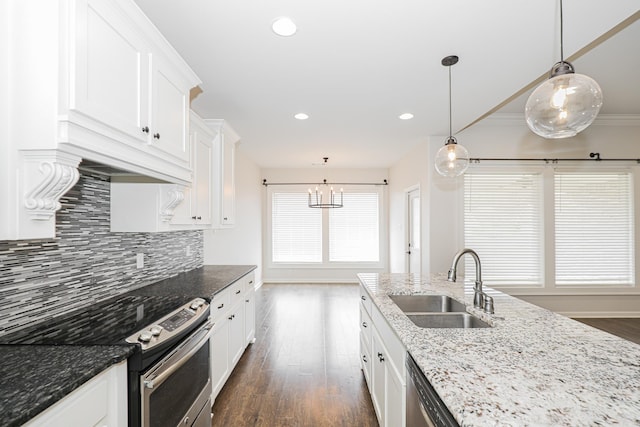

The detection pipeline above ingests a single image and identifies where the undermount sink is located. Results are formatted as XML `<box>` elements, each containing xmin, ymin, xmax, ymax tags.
<box><xmin>389</xmin><ymin>294</ymin><xmax>467</xmax><ymax>313</ymax></box>
<box><xmin>388</xmin><ymin>294</ymin><xmax>490</xmax><ymax>328</ymax></box>
<box><xmin>407</xmin><ymin>313</ymin><xmax>491</xmax><ymax>329</ymax></box>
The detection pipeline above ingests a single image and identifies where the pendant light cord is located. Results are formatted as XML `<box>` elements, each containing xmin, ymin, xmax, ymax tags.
<box><xmin>448</xmin><ymin>64</ymin><xmax>452</xmax><ymax>138</ymax></box>
<box><xmin>559</xmin><ymin>0</ymin><xmax>564</xmax><ymax>62</ymax></box>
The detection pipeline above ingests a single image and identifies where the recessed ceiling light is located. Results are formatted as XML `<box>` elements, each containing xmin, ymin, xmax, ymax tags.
<box><xmin>399</xmin><ymin>113</ymin><xmax>414</xmax><ymax>120</ymax></box>
<box><xmin>294</xmin><ymin>113</ymin><xmax>309</xmax><ymax>120</ymax></box>
<box><xmin>272</xmin><ymin>17</ymin><xmax>297</xmax><ymax>37</ymax></box>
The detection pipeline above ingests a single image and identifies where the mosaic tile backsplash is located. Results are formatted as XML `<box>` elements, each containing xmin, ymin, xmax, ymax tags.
<box><xmin>0</xmin><ymin>171</ymin><xmax>203</xmax><ymax>336</ymax></box>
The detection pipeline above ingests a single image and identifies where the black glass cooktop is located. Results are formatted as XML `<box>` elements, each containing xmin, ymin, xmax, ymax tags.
<box><xmin>0</xmin><ymin>293</ymin><xmax>196</xmax><ymax>346</ymax></box>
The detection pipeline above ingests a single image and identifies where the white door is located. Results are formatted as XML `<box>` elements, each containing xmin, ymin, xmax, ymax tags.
<box><xmin>407</xmin><ymin>188</ymin><xmax>421</xmax><ymax>274</ymax></box>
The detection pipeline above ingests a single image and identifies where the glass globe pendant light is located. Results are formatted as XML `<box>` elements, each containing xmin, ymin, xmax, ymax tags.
<box><xmin>525</xmin><ymin>0</ymin><xmax>603</xmax><ymax>139</ymax></box>
<box><xmin>435</xmin><ymin>55</ymin><xmax>470</xmax><ymax>178</ymax></box>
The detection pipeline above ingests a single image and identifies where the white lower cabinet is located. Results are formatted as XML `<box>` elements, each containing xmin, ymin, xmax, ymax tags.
<box><xmin>359</xmin><ymin>284</ymin><xmax>406</xmax><ymax>427</ymax></box>
<box><xmin>210</xmin><ymin>315</ymin><xmax>231</xmax><ymax>399</ymax></box>
<box><xmin>209</xmin><ymin>272</ymin><xmax>256</xmax><ymax>405</ymax></box>
<box><xmin>24</xmin><ymin>361</ymin><xmax>127</xmax><ymax>427</ymax></box>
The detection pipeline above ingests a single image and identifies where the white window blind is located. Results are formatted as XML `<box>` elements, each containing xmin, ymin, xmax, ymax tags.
<box><xmin>272</xmin><ymin>193</ymin><xmax>322</xmax><ymax>263</ymax></box>
<box><xmin>329</xmin><ymin>192</ymin><xmax>379</xmax><ymax>262</ymax></box>
<box><xmin>555</xmin><ymin>172</ymin><xmax>634</xmax><ymax>285</ymax></box>
<box><xmin>464</xmin><ymin>173</ymin><xmax>543</xmax><ymax>285</ymax></box>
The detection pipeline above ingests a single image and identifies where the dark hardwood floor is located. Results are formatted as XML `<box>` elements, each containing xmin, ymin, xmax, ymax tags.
<box><xmin>574</xmin><ymin>318</ymin><xmax>640</xmax><ymax>345</ymax></box>
<box><xmin>211</xmin><ymin>283</ymin><xmax>379</xmax><ymax>427</ymax></box>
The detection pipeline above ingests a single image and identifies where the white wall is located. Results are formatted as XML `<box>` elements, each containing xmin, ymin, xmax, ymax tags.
<box><xmin>204</xmin><ymin>148</ymin><xmax>263</xmax><ymax>285</ymax></box>
<box><xmin>389</xmin><ymin>114</ymin><xmax>640</xmax><ymax>316</ymax></box>
<box><xmin>261</xmin><ymin>167</ymin><xmax>389</xmax><ymax>283</ymax></box>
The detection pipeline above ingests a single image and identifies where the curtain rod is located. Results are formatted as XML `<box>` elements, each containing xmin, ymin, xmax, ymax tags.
<box><xmin>262</xmin><ymin>179</ymin><xmax>388</xmax><ymax>186</ymax></box>
<box><xmin>470</xmin><ymin>152</ymin><xmax>640</xmax><ymax>164</ymax></box>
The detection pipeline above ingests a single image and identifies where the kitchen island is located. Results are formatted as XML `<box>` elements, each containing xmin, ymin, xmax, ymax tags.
<box><xmin>359</xmin><ymin>273</ymin><xmax>640</xmax><ymax>426</ymax></box>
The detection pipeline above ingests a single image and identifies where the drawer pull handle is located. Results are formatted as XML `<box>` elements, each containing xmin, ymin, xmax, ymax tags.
<box><xmin>217</xmin><ymin>303</ymin><xmax>224</xmax><ymax>309</ymax></box>
<box><xmin>362</xmin><ymin>355</ymin><xmax>368</xmax><ymax>363</ymax></box>
<box><xmin>362</xmin><ymin>322</ymin><xmax>368</xmax><ymax>328</ymax></box>
<box><xmin>141</xmin><ymin>126</ymin><xmax>149</xmax><ymax>133</ymax></box>
<box><xmin>378</xmin><ymin>352</ymin><xmax>385</xmax><ymax>362</ymax></box>
<box><xmin>235</xmin><ymin>290</ymin><xmax>241</xmax><ymax>294</ymax></box>
<box><xmin>153</xmin><ymin>133</ymin><xmax>161</xmax><ymax>139</ymax></box>
<box><xmin>361</xmin><ymin>295</ymin><xmax>366</xmax><ymax>301</ymax></box>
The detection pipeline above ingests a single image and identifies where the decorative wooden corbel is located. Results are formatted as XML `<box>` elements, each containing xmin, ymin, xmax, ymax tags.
<box><xmin>160</xmin><ymin>186</ymin><xmax>186</xmax><ymax>222</ymax></box>
<box><xmin>22</xmin><ymin>150</ymin><xmax>81</xmax><ymax>221</ymax></box>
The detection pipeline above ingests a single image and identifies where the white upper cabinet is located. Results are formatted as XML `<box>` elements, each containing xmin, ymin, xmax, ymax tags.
<box><xmin>171</xmin><ymin>113</ymin><xmax>215</xmax><ymax>226</ymax></box>
<box><xmin>66</xmin><ymin>0</ymin><xmax>194</xmax><ymax>171</ymax></box>
<box><xmin>205</xmin><ymin>120</ymin><xmax>240</xmax><ymax>228</ymax></box>
<box><xmin>110</xmin><ymin>112</ymin><xmax>216</xmax><ymax>232</ymax></box>
<box><xmin>1</xmin><ymin>0</ymin><xmax>200</xmax><ymax>240</ymax></box>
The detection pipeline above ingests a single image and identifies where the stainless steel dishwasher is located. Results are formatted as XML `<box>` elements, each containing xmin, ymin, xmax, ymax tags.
<box><xmin>406</xmin><ymin>353</ymin><xmax>459</xmax><ymax>427</ymax></box>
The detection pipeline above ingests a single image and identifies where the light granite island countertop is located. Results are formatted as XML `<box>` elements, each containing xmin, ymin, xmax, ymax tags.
<box><xmin>358</xmin><ymin>273</ymin><xmax>640</xmax><ymax>426</ymax></box>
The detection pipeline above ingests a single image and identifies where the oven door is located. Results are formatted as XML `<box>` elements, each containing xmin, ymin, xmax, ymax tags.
<box><xmin>141</xmin><ymin>320</ymin><xmax>213</xmax><ymax>427</ymax></box>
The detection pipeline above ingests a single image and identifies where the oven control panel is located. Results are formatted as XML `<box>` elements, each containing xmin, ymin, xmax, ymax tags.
<box><xmin>126</xmin><ymin>298</ymin><xmax>209</xmax><ymax>350</ymax></box>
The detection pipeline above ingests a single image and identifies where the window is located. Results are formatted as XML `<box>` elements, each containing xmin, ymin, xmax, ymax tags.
<box><xmin>555</xmin><ymin>172</ymin><xmax>634</xmax><ymax>285</ymax></box>
<box><xmin>329</xmin><ymin>193</ymin><xmax>379</xmax><ymax>262</ymax></box>
<box><xmin>270</xmin><ymin>189</ymin><xmax>382</xmax><ymax>265</ymax></box>
<box><xmin>463</xmin><ymin>168</ymin><xmax>635</xmax><ymax>288</ymax></box>
<box><xmin>271</xmin><ymin>192</ymin><xmax>322</xmax><ymax>263</ymax></box>
<box><xmin>464</xmin><ymin>172</ymin><xmax>544</xmax><ymax>286</ymax></box>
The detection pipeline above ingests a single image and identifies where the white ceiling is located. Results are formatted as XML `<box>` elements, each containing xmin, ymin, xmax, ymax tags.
<box><xmin>134</xmin><ymin>0</ymin><xmax>639</xmax><ymax>169</ymax></box>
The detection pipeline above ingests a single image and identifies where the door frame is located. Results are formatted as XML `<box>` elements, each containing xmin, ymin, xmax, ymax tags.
<box><xmin>404</xmin><ymin>184</ymin><xmax>421</xmax><ymax>274</ymax></box>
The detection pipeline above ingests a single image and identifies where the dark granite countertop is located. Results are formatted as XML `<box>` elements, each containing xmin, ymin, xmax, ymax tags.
<box><xmin>0</xmin><ymin>345</ymin><xmax>133</xmax><ymax>427</ymax></box>
<box><xmin>0</xmin><ymin>264</ymin><xmax>256</xmax><ymax>426</ymax></box>
<box><xmin>131</xmin><ymin>265</ymin><xmax>257</xmax><ymax>299</ymax></box>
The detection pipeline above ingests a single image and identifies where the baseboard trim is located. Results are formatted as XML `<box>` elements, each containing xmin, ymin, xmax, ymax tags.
<box><xmin>564</xmin><ymin>311</ymin><xmax>640</xmax><ymax>318</ymax></box>
<box><xmin>263</xmin><ymin>279</ymin><xmax>359</xmax><ymax>284</ymax></box>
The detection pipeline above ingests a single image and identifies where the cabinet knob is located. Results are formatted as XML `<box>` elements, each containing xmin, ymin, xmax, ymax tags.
<box><xmin>228</xmin><ymin>316</ymin><xmax>233</xmax><ymax>320</ymax></box>
<box><xmin>378</xmin><ymin>352</ymin><xmax>385</xmax><ymax>362</ymax></box>
<box><xmin>141</xmin><ymin>126</ymin><xmax>149</xmax><ymax>133</ymax></box>
<box><xmin>362</xmin><ymin>321</ymin><xmax>368</xmax><ymax>328</ymax></box>
<box><xmin>223</xmin><ymin>217</ymin><xmax>228</xmax><ymax>220</ymax></box>
<box><xmin>197</xmin><ymin>216</ymin><xmax>202</xmax><ymax>220</ymax></box>
<box><xmin>217</xmin><ymin>303</ymin><xmax>224</xmax><ymax>309</ymax></box>
<box><xmin>153</xmin><ymin>133</ymin><xmax>161</xmax><ymax>139</ymax></box>
<box><xmin>235</xmin><ymin>290</ymin><xmax>241</xmax><ymax>295</ymax></box>
<box><xmin>362</xmin><ymin>355</ymin><xmax>368</xmax><ymax>363</ymax></box>
<box><xmin>191</xmin><ymin>216</ymin><xmax>197</xmax><ymax>220</ymax></box>
<box><xmin>361</xmin><ymin>295</ymin><xmax>366</xmax><ymax>301</ymax></box>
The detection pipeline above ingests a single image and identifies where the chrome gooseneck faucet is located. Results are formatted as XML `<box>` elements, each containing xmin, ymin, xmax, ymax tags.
<box><xmin>447</xmin><ymin>248</ymin><xmax>493</xmax><ymax>313</ymax></box>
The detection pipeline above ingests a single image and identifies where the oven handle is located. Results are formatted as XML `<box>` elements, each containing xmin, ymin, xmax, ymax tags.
<box><xmin>143</xmin><ymin>320</ymin><xmax>214</xmax><ymax>390</ymax></box>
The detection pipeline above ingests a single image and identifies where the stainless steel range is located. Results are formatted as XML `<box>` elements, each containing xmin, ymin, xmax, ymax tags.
<box><xmin>0</xmin><ymin>293</ymin><xmax>213</xmax><ymax>427</ymax></box>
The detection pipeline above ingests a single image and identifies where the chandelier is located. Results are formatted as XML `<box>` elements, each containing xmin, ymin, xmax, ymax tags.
<box><xmin>308</xmin><ymin>179</ymin><xmax>343</xmax><ymax>208</ymax></box>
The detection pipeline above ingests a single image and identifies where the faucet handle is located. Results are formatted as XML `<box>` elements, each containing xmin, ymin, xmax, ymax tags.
<box><xmin>483</xmin><ymin>295</ymin><xmax>494</xmax><ymax>314</ymax></box>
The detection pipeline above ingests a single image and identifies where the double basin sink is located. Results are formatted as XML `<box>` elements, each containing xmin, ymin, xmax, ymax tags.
<box><xmin>389</xmin><ymin>294</ymin><xmax>490</xmax><ymax>329</ymax></box>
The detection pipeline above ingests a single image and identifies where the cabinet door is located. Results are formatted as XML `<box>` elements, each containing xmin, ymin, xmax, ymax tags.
<box><xmin>193</xmin><ymin>133</ymin><xmax>212</xmax><ymax>224</ymax></box>
<box><xmin>371</xmin><ymin>330</ymin><xmax>386</xmax><ymax>425</ymax></box>
<box><xmin>24</xmin><ymin>361</ymin><xmax>127</xmax><ymax>427</ymax></box>
<box><xmin>228</xmin><ymin>301</ymin><xmax>245</xmax><ymax>366</ymax></box>
<box><xmin>244</xmin><ymin>288</ymin><xmax>256</xmax><ymax>345</ymax></box>
<box><xmin>71</xmin><ymin>0</ymin><xmax>149</xmax><ymax>143</ymax></box>
<box><xmin>220</xmin><ymin>132</ymin><xmax>236</xmax><ymax>225</ymax></box>
<box><xmin>171</xmin><ymin>128</ymin><xmax>212</xmax><ymax>226</ymax></box>
<box><xmin>386</xmin><ymin>363</ymin><xmax>405</xmax><ymax>427</ymax></box>
<box><xmin>210</xmin><ymin>319</ymin><xmax>230</xmax><ymax>402</ymax></box>
<box><xmin>150</xmin><ymin>54</ymin><xmax>190</xmax><ymax>164</ymax></box>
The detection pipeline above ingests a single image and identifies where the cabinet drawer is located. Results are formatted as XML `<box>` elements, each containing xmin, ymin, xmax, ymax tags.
<box><xmin>228</xmin><ymin>280</ymin><xmax>244</xmax><ymax>305</ymax></box>
<box><xmin>244</xmin><ymin>272</ymin><xmax>255</xmax><ymax>292</ymax></box>
<box><xmin>359</xmin><ymin>286</ymin><xmax>372</xmax><ymax>316</ymax></box>
<box><xmin>211</xmin><ymin>288</ymin><xmax>230</xmax><ymax>321</ymax></box>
